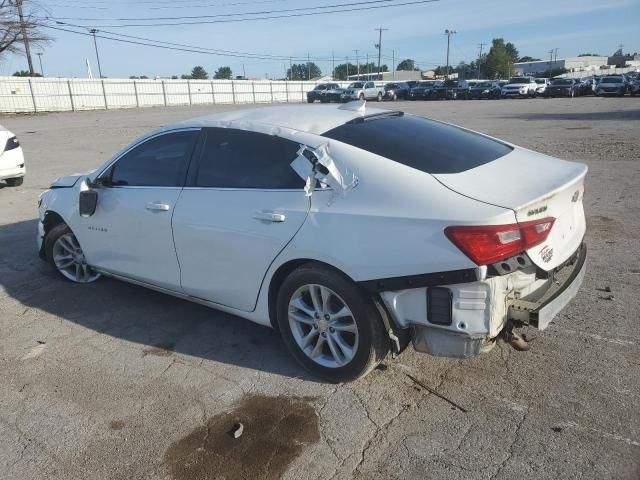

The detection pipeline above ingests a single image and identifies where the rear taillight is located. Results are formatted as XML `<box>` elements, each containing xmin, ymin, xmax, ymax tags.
<box><xmin>444</xmin><ymin>217</ymin><xmax>555</xmax><ymax>266</ymax></box>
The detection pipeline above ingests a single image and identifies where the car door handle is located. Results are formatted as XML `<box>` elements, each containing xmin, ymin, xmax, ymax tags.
<box><xmin>253</xmin><ymin>211</ymin><xmax>286</xmax><ymax>223</ymax></box>
<box><xmin>145</xmin><ymin>202</ymin><xmax>170</xmax><ymax>212</ymax></box>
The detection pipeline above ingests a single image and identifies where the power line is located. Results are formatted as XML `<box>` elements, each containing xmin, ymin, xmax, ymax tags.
<box><xmin>45</xmin><ymin>0</ymin><xmax>419</xmax><ymax>21</ymax></box>
<box><xmin>38</xmin><ymin>0</ymin><xmax>441</xmax><ymax>28</ymax></box>
<box><xmin>46</xmin><ymin>21</ymin><xmax>377</xmax><ymax>62</ymax></box>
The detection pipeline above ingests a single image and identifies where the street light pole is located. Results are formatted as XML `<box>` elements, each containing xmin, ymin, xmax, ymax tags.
<box><xmin>444</xmin><ymin>29</ymin><xmax>456</xmax><ymax>79</ymax></box>
<box><xmin>36</xmin><ymin>52</ymin><xmax>44</xmax><ymax>77</ymax></box>
<box><xmin>89</xmin><ymin>29</ymin><xmax>103</xmax><ymax>78</ymax></box>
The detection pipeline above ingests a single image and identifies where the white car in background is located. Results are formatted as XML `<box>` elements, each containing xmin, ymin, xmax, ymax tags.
<box><xmin>501</xmin><ymin>76</ymin><xmax>538</xmax><ymax>98</ymax></box>
<box><xmin>534</xmin><ymin>78</ymin><xmax>550</xmax><ymax>96</ymax></box>
<box><xmin>0</xmin><ymin>126</ymin><xmax>25</xmax><ymax>186</ymax></box>
<box><xmin>36</xmin><ymin>103</ymin><xmax>587</xmax><ymax>382</ymax></box>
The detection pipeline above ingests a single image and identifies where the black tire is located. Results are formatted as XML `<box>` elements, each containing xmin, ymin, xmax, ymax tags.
<box><xmin>376</xmin><ymin>92</ymin><xmax>383</xmax><ymax>102</ymax></box>
<box><xmin>359</xmin><ymin>93</ymin><xmax>364</xmax><ymax>101</ymax></box>
<box><xmin>276</xmin><ymin>263</ymin><xmax>389</xmax><ymax>383</ymax></box>
<box><xmin>5</xmin><ymin>176</ymin><xmax>23</xmax><ymax>186</ymax></box>
<box><xmin>307</xmin><ymin>98</ymin><xmax>314</xmax><ymax>103</ymax></box>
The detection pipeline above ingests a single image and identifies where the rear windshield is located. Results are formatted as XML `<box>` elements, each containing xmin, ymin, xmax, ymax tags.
<box><xmin>509</xmin><ymin>77</ymin><xmax>530</xmax><ymax>84</ymax></box>
<box><xmin>602</xmin><ymin>77</ymin><xmax>622</xmax><ymax>83</ymax></box>
<box><xmin>551</xmin><ymin>79</ymin><xmax>572</xmax><ymax>85</ymax></box>
<box><xmin>322</xmin><ymin>114</ymin><xmax>513</xmax><ymax>174</ymax></box>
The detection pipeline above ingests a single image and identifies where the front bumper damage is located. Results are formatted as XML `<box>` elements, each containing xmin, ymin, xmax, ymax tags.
<box><xmin>368</xmin><ymin>243</ymin><xmax>587</xmax><ymax>358</ymax></box>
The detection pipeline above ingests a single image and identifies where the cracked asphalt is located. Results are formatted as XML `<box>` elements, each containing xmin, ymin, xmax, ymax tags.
<box><xmin>1</xmin><ymin>97</ymin><xmax>639</xmax><ymax>479</ymax></box>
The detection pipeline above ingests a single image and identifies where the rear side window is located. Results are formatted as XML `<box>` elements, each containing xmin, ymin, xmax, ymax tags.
<box><xmin>189</xmin><ymin>128</ymin><xmax>305</xmax><ymax>189</ymax></box>
<box><xmin>321</xmin><ymin>114</ymin><xmax>512</xmax><ymax>174</ymax></box>
<box><xmin>110</xmin><ymin>130</ymin><xmax>198</xmax><ymax>187</ymax></box>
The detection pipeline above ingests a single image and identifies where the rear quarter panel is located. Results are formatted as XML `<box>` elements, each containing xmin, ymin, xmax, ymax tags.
<box><xmin>271</xmin><ymin>139</ymin><xmax>516</xmax><ymax>282</ymax></box>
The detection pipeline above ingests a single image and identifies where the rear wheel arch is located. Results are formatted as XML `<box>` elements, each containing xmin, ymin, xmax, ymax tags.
<box><xmin>267</xmin><ymin>259</ymin><xmax>357</xmax><ymax>331</ymax></box>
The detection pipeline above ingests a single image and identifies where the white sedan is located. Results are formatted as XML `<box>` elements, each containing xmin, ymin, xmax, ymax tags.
<box><xmin>37</xmin><ymin>103</ymin><xmax>587</xmax><ymax>382</ymax></box>
<box><xmin>0</xmin><ymin>125</ymin><xmax>26</xmax><ymax>186</ymax></box>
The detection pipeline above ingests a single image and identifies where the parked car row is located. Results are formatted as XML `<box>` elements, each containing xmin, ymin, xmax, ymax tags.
<box><xmin>307</xmin><ymin>73</ymin><xmax>640</xmax><ymax>104</ymax></box>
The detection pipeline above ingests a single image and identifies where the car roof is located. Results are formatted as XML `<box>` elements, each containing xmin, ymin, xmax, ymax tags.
<box><xmin>171</xmin><ymin>104</ymin><xmax>389</xmax><ymax>135</ymax></box>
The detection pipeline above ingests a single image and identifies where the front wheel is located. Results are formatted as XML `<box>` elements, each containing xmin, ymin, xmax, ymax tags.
<box><xmin>277</xmin><ymin>264</ymin><xmax>389</xmax><ymax>383</ymax></box>
<box><xmin>45</xmin><ymin>223</ymin><xmax>101</xmax><ymax>283</ymax></box>
<box><xmin>376</xmin><ymin>92</ymin><xmax>383</xmax><ymax>102</ymax></box>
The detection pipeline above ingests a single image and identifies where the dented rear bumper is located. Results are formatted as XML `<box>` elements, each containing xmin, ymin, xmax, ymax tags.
<box><xmin>508</xmin><ymin>242</ymin><xmax>587</xmax><ymax>330</ymax></box>
<box><xmin>376</xmin><ymin>243</ymin><xmax>586</xmax><ymax>358</ymax></box>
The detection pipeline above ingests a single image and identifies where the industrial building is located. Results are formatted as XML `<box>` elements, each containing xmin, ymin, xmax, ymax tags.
<box><xmin>513</xmin><ymin>56</ymin><xmax>609</xmax><ymax>75</ymax></box>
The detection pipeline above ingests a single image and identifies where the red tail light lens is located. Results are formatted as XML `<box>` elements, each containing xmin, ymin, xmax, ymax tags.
<box><xmin>444</xmin><ymin>217</ymin><xmax>555</xmax><ymax>266</ymax></box>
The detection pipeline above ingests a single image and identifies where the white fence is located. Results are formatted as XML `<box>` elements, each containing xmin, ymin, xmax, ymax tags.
<box><xmin>0</xmin><ymin>77</ymin><xmax>352</xmax><ymax>114</ymax></box>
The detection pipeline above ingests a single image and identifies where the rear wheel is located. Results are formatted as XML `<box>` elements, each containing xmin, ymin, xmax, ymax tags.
<box><xmin>359</xmin><ymin>93</ymin><xmax>365</xmax><ymax>101</ymax></box>
<box><xmin>277</xmin><ymin>264</ymin><xmax>388</xmax><ymax>383</ymax></box>
<box><xmin>45</xmin><ymin>224</ymin><xmax>101</xmax><ymax>283</ymax></box>
<box><xmin>5</xmin><ymin>176</ymin><xmax>23</xmax><ymax>187</ymax></box>
<box><xmin>376</xmin><ymin>92</ymin><xmax>383</xmax><ymax>102</ymax></box>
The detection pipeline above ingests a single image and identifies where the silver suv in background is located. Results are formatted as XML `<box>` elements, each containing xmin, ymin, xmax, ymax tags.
<box><xmin>340</xmin><ymin>81</ymin><xmax>385</xmax><ymax>102</ymax></box>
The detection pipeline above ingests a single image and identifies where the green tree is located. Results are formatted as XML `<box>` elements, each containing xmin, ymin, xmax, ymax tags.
<box><xmin>189</xmin><ymin>66</ymin><xmax>208</xmax><ymax>79</ymax></box>
<box><xmin>213</xmin><ymin>66</ymin><xmax>232</xmax><ymax>79</ymax></box>
<box><xmin>484</xmin><ymin>38</ymin><xmax>519</xmax><ymax>79</ymax></box>
<box><xmin>13</xmin><ymin>70</ymin><xmax>41</xmax><ymax>77</ymax></box>
<box><xmin>287</xmin><ymin>62</ymin><xmax>321</xmax><ymax>80</ymax></box>
<box><xmin>517</xmin><ymin>56</ymin><xmax>541</xmax><ymax>62</ymax></box>
<box><xmin>396</xmin><ymin>59</ymin><xmax>418</xmax><ymax>71</ymax></box>
<box><xmin>578</xmin><ymin>53</ymin><xmax>600</xmax><ymax>57</ymax></box>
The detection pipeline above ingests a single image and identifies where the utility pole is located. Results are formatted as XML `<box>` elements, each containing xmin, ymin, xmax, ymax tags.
<box><xmin>477</xmin><ymin>42</ymin><xmax>485</xmax><ymax>79</ymax></box>
<box><xmin>444</xmin><ymin>29</ymin><xmax>456</xmax><ymax>79</ymax></box>
<box><xmin>354</xmin><ymin>49</ymin><xmax>360</xmax><ymax>79</ymax></box>
<box><xmin>242</xmin><ymin>64</ymin><xmax>246</xmax><ymax>79</ymax></box>
<box><xmin>345</xmin><ymin>57</ymin><xmax>349</xmax><ymax>80</ymax></box>
<box><xmin>392</xmin><ymin>50</ymin><xmax>395</xmax><ymax>79</ymax></box>
<box><xmin>89</xmin><ymin>29</ymin><xmax>103</xmax><ymax>78</ymax></box>
<box><xmin>553</xmin><ymin>48</ymin><xmax>559</xmax><ymax>64</ymax></box>
<box><xmin>289</xmin><ymin>57</ymin><xmax>292</xmax><ymax>80</ymax></box>
<box><xmin>16</xmin><ymin>0</ymin><xmax>35</xmax><ymax>75</ymax></box>
<box><xmin>307</xmin><ymin>53</ymin><xmax>310</xmax><ymax>80</ymax></box>
<box><xmin>36</xmin><ymin>52</ymin><xmax>44</xmax><ymax>77</ymax></box>
<box><xmin>332</xmin><ymin>51</ymin><xmax>335</xmax><ymax>80</ymax></box>
<box><xmin>374</xmin><ymin>27</ymin><xmax>388</xmax><ymax>80</ymax></box>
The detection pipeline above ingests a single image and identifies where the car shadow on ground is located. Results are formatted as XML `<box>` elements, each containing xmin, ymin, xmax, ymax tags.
<box><xmin>0</xmin><ymin>218</ymin><xmax>318</xmax><ymax>382</ymax></box>
<box><xmin>499</xmin><ymin>109</ymin><xmax>640</xmax><ymax>122</ymax></box>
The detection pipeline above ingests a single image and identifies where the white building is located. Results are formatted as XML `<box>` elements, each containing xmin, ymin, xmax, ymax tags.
<box><xmin>514</xmin><ymin>56</ymin><xmax>609</xmax><ymax>75</ymax></box>
<box><xmin>346</xmin><ymin>70</ymin><xmax>423</xmax><ymax>82</ymax></box>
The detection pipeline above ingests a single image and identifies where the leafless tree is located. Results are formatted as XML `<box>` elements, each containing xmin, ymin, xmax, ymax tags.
<box><xmin>0</xmin><ymin>0</ymin><xmax>52</xmax><ymax>57</ymax></box>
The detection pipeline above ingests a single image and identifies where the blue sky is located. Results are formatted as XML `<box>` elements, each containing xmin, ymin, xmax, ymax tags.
<box><xmin>1</xmin><ymin>0</ymin><xmax>638</xmax><ymax>78</ymax></box>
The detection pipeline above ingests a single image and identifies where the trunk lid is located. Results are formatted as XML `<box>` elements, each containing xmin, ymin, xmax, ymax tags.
<box><xmin>433</xmin><ymin>147</ymin><xmax>587</xmax><ymax>270</ymax></box>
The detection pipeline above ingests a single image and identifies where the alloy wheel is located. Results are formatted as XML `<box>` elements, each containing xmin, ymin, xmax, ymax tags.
<box><xmin>288</xmin><ymin>284</ymin><xmax>359</xmax><ymax>368</ymax></box>
<box><xmin>52</xmin><ymin>233</ymin><xmax>100</xmax><ymax>283</ymax></box>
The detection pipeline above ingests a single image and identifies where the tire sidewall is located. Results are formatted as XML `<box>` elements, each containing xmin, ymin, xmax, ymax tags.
<box><xmin>276</xmin><ymin>265</ymin><xmax>386</xmax><ymax>382</ymax></box>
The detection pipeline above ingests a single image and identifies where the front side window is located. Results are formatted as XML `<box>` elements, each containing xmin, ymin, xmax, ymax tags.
<box><xmin>365</xmin><ymin>82</ymin><xmax>374</xmax><ymax>88</ymax></box>
<box><xmin>109</xmin><ymin>130</ymin><xmax>198</xmax><ymax>187</ymax></box>
<box><xmin>189</xmin><ymin>128</ymin><xmax>305</xmax><ymax>189</ymax></box>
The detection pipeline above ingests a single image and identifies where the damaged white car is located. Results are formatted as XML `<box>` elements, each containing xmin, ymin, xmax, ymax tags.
<box><xmin>37</xmin><ymin>103</ymin><xmax>587</xmax><ymax>382</ymax></box>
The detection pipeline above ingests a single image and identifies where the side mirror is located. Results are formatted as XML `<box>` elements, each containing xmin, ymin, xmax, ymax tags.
<box><xmin>79</xmin><ymin>189</ymin><xmax>98</xmax><ymax>217</ymax></box>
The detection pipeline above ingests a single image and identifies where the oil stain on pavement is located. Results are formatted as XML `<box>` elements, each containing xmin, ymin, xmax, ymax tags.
<box><xmin>164</xmin><ymin>394</ymin><xmax>320</xmax><ymax>480</ymax></box>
